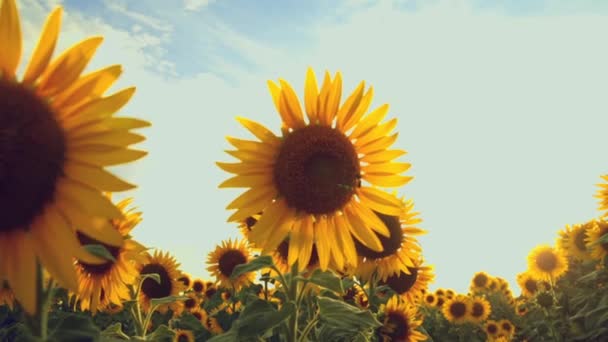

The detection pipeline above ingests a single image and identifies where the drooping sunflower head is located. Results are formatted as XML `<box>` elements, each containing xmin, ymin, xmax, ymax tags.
<box><xmin>470</xmin><ymin>271</ymin><xmax>493</xmax><ymax>293</ymax></box>
<box><xmin>74</xmin><ymin>197</ymin><xmax>147</xmax><ymax>314</ymax></box>
<box><xmin>376</xmin><ymin>296</ymin><xmax>426</xmax><ymax>342</ymax></box>
<box><xmin>527</xmin><ymin>245</ymin><xmax>568</xmax><ymax>282</ymax></box>
<box><xmin>557</xmin><ymin>223</ymin><xmax>592</xmax><ymax>261</ymax></box>
<box><xmin>137</xmin><ymin>250</ymin><xmax>184</xmax><ymax>314</ymax></box>
<box><xmin>442</xmin><ymin>295</ymin><xmax>469</xmax><ymax>324</ymax></box>
<box><xmin>516</xmin><ymin>272</ymin><xmax>539</xmax><ymax>298</ymax></box>
<box><xmin>0</xmin><ymin>0</ymin><xmax>149</xmax><ymax>314</ymax></box>
<box><xmin>586</xmin><ymin>219</ymin><xmax>608</xmax><ymax>261</ymax></box>
<box><xmin>207</xmin><ymin>239</ymin><xmax>255</xmax><ymax>290</ymax></box>
<box><xmin>173</xmin><ymin>329</ymin><xmax>194</xmax><ymax>342</ymax></box>
<box><xmin>467</xmin><ymin>296</ymin><xmax>491</xmax><ymax>323</ymax></box>
<box><xmin>218</xmin><ymin>68</ymin><xmax>413</xmax><ymax>271</ymax></box>
<box><xmin>379</xmin><ymin>259</ymin><xmax>434</xmax><ymax>304</ymax></box>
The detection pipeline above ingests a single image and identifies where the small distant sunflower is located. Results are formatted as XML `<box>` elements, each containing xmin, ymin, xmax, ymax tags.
<box><xmin>343</xmin><ymin>283</ymin><xmax>368</xmax><ymax>308</ymax></box>
<box><xmin>189</xmin><ymin>306</ymin><xmax>208</xmax><ymax>325</ymax></box>
<box><xmin>557</xmin><ymin>223</ymin><xmax>592</xmax><ymax>261</ymax></box>
<box><xmin>182</xmin><ymin>292</ymin><xmax>200</xmax><ymax>312</ymax></box>
<box><xmin>356</xmin><ymin>198</ymin><xmax>425</xmax><ymax>281</ymax></box>
<box><xmin>595</xmin><ymin>175</ymin><xmax>608</xmax><ymax>213</ymax></box>
<box><xmin>587</xmin><ymin>219</ymin><xmax>608</xmax><ymax>261</ymax></box>
<box><xmin>379</xmin><ymin>258</ymin><xmax>434</xmax><ymax>303</ymax></box>
<box><xmin>422</xmin><ymin>293</ymin><xmax>437</xmax><ymax>307</ymax></box>
<box><xmin>137</xmin><ymin>250</ymin><xmax>185</xmax><ymax>314</ymax></box>
<box><xmin>516</xmin><ymin>272</ymin><xmax>540</xmax><ymax>298</ymax></box>
<box><xmin>494</xmin><ymin>277</ymin><xmax>510</xmax><ymax>292</ymax></box>
<box><xmin>218</xmin><ymin>68</ymin><xmax>413</xmax><ymax>271</ymax></box>
<box><xmin>173</xmin><ymin>329</ymin><xmax>194</xmax><ymax>342</ymax></box>
<box><xmin>74</xmin><ymin>197</ymin><xmax>147</xmax><ymax>314</ymax></box>
<box><xmin>444</xmin><ymin>289</ymin><xmax>455</xmax><ymax>299</ymax></box>
<box><xmin>467</xmin><ymin>296</ymin><xmax>491</xmax><ymax>323</ymax></box>
<box><xmin>527</xmin><ymin>245</ymin><xmax>568</xmax><ymax>282</ymax></box>
<box><xmin>271</xmin><ymin>238</ymin><xmax>319</xmax><ymax>274</ymax></box>
<box><xmin>0</xmin><ymin>0</ymin><xmax>149</xmax><ymax>314</ymax></box>
<box><xmin>376</xmin><ymin>296</ymin><xmax>426</xmax><ymax>342</ymax></box>
<box><xmin>177</xmin><ymin>273</ymin><xmax>192</xmax><ymax>290</ymax></box>
<box><xmin>0</xmin><ymin>281</ymin><xmax>14</xmax><ymax>309</ymax></box>
<box><xmin>515</xmin><ymin>301</ymin><xmax>528</xmax><ymax>316</ymax></box>
<box><xmin>191</xmin><ymin>278</ymin><xmax>205</xmax><ymax>295</ymax></box>
<box><xmin>485</xmin><ymin>320</ymin><xmax>500</xmax><ymax>339</ymax></box>
<box><xmin>207</xmin><ymin>239</ymin><xmax>255</xmax><ymax>290</ymax></box>
<box><xmin>204</xmin><ymin>282</ymin><xmax>218</xmax><ymax>300</ymax></box>
<box><xmin>442</xmin><ymin>295</ymin><xmax>469</xmax><ymax>324</ymax></box>
<box><xmin>205</xmin><ymin>316</ymin><xmax>224</xmax><ymax>335</ymax></box>
<box><xmin>498</xmin><ymin>319</ymin><xmax>515</xmax><ymax>337</ymax></box>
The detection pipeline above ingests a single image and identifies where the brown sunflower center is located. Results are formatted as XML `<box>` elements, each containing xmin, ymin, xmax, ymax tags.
<box><xmin>76</xmin><ymin>232</ymin><xmax>122</xmax><ymax>275</ymax></box>
<box><xmin>473</xmin><ymin>273</ymin><xmax>488</xmax><ymax>288</ymax></box>
<box><xmin>380</xmin><ymin>312</ymin><xmax>409</xmax><ymax>340</ymax></box>
<box><xmin>178</xmin><ymin>276</ymin><xmax>191</xmax><ymax>288</ymax></box>
<box><xmin>487</xmin><ymin>323</ymin><xmax>498</xmax><ymax>334</ymax></box>
<box><xmin>276</xmin><ymin>239</ymin><xmax>319</xmax><ymax>267</ymax></box>
<box><xmin>0</xmin><ymin>80</ymin><xmax>66</xmax><ymax>233</ymax></box>
<box><xmin>536</xmin><ymin>251</ymin><xmax>558</xmax><ymax>271</ymax></box>
<box><xmin>425</xmin><ymin>294</ymin><xmax>435</xmax><ymax>304</ymax></box>
<box><xmin>381</xmin><ymin>267</ymin><xmax>418</xmax><ymax>295</ymax></box>
<box><xmin>140</xmin><ymin>263</ymin><xmax>173</xmax><ymax>299</ymax></box>
<box><xmin>184</xmin><ymin>298</ymin><xmax>197</xmax><ymax>310</ymax></box>
<box><xmin>177</xmin><ymin>334</ymin><xmax>190</xmax><ymax>342</ymax></box>
<box><xmin>273</xmin><ymin>125</ymin><xmax>360</xmax><ymax>214</ymax></box>
<box><xmin>205</xmin><ymin>286</ymin><xmax>217</xmax><ymax>299</ymax></box>
<box><xmin>436</xmin><ymin>297</ymin><xmax>445</xmax><ymax>307</ymax></box>
<box><xmin>192</xmin><ymin>281</ymin><xmax>204</xmax><ymax>293</ymax></box>
<box><xmin>449</xmin><ymin>301</ymin><xmax>467</xmax><ymax>318</ymax></box>
<box><xmin>355</xmin><ymin>212</ymin><xmax>403</xmax><ymax>259</ymax></box>
<box><xmin>524</xmin><ymin>279</ymin><xmax>538</xmax><ymax>294</ymax></box>
<box><xmin>218</xmin><ymin>250</ymin><xmax>247</xmax><ymax>277</ymax></box>
<box><xmin>574</xmin><ymin>230</ymin><xmax>588</xmax><ymax>251</ymax></box>
<box><xmin>501</xmin><ymin>322</ymin><xmax>512</xmax><ymax>332</ymax></box>
<box><xmin>471</xmin><ymin>302</ymin><xmax>484</xmax><ymax>317</ymax></box>
<box><xmin>245</xmin><ymin>216</ymin><xmax>258</xmax><ymax>230</ymax></box>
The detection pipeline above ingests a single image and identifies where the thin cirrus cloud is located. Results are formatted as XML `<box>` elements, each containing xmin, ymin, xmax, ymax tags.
<box><xmin>18</xmin><ymin>0</ymin><xmax>608</xmax><ymax>294</ymax></box>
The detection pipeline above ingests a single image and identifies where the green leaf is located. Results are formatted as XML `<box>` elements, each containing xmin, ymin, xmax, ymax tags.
<box><xmin>47</xmin><ymin>312</ymin><xmax>100</xmax><ymax>342</ymax></box>
<box><xmin>82</xmin><ymin>244</ymin><xmax>116</xmax><ymax>262</ymax></box>
<box><xmin>100</xmin><ymin>323</ymin><xmax>130</xmax><ymax>340</ymax></box>
<box><xmin>150</xmin><ymin>295</ymin><xmax>190</xmax><ymax>307</ymax></box>
<box><xmin>308</xmin><ymin>269</ymin><xmax>344</xmax><ymax>294</ymax></box>
<box><xmin>235</xmin><ymin>299</ymin><xmax>296</xmax><ymax>337</ymax></box>
<box><xmin>231</xmin><ymin>255</ymin><xmax>274</xmax><ymax>279</ymax></box>
<box><xmin>318</xmin><ymin>297</ymin><xmax>381</xmax><ymax>331</ymax></box>
<box><xmin>207</xmin><ymin>330</ymin><xmax>239</xmax><ymax>342</ymax></box>
<box><xmin>144</xmin><ymin>324</ymin><xmax>174</xmax><ymax>342</ymax></box>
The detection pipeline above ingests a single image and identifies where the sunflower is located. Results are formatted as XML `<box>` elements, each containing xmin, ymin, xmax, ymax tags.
<box><xmin>137</xmin><ymin>250</ymin><xmax>185</xmax><ymax>314</ymax></box>
<box><xmin>205</xmin><ymin>316</ymin><xmax>224</xmax><ymax>335</ymax></box>
<box><xmin>191</xmin><ymin>278</ymin><xmax>205</xmax><ymax>295</ymax></box>
<box><xmin>442</xmin><ymin>295</ymin><xmax>469</xmax><ymax>324</ymax></box>
<box><xmin>0</xmin><ymin>281</ymin><xmax>14</xmax><ymax>309</ymax></box>
<box><xmin>0</xmin><ymin>0</ymin><xmax>149</xmax><ymax>314</ymax></box>
<box><xmin>422</xmin><ymin>293</ymin><xmax>437</xmax><ymax>307</ymax></box>
<box><xmin>516</xmin><ymin>272</ymin><xmax>540</xmax><ymax>298</ymax></box>
<box><xmin>485</xmin><ymin>320</ymin><xmax>500</xmax><ymax>339</ymax></box>
<box><xmin>527</xmin><ymin>245</ymin><xmax>568</xmax><ymax>282</ymax></box>
<box><xmin>173</xmin><ymin>330</ymin><xmax>194</xmax><ymax>342</ymax></box>
<box><xmin>74</xmin><ymin>197</ymin><xmax>147</xmax><ymax>314</ymax></box>
<box><xmin>498</xmin><ymin>319</ymin><xmax>515</xmax><ymax>337</ymax></box>
<box><xmin>204</xmin><ymin>281</ymin><xmax>218</xmax><ymax>300</ymax></box>
<box><xmin>177</xmin><ymin>273</ymin><xmax>192</xmax><ymax>291</ymax></box>
<box><xmin>270</xmin><ymin>238</ymin><xmax>320</xmax><ymax>274</ymax></box>
<box><xmin>469</xmin><ymin>271</ymin><xmax>492</xmax><ymax>293</ymax></box>
<box><xmin>356</xmin><ymin>198</ymin><xmax>425</xmax><ymax>281</ymax></box>
<box><xmin>595</xmin><ymin>175</ymin><xmax>608</xmax><ymax>213</ymax></box>
<box><xmin>379</xmin><ymin>258</ymin><xmax>434</xmax><ymax>303</ymax></box>
<box><xmin>182</xmin><ymin>292</ymin><xmax>200</xmax><ymax>312</ymax></box>
<box><xmin>238</xmin><ymin>214</ymin><xmax>261</xmax><ymax>243</ymax></box>
<box><xmin>557</xmin><ymin>223</ymin><xmax>592</xmax><ymax>261</ymax></box>
<box><xmin>218</xmin><ymin>68</ymin><xmax>413</xmax><ymax>271</ymax></box>
<box><xmin>189</xmin><ymin>306</ymin><xmax>208</xmax><ymax>325</ymax></box>
<box><xmin>444</xmin><ymin>289</ymin><xmax>455</xmax><ymax>299</ymax></box>
<box><xmin>587</xmin><ymin>219</ymin><xmax>608</xmax><ymax>261</ymax></box>
<box><xmin>207</xmin><ymin>239</ymin><xmax>255</xmax><ymax>290</ymax></box>
<box><xmin>376</xmin><ymin>296</ymin><xmax>426</xmax><ymax>342</ymax></box>
<box><xmin>342</xmin><ymin>283</ymin><xmax>368</xmax><ymax>308</ymax></box>
<box><xmin>467</xmin><ymin>296</ymin><xmax>491</xmax><ymax>323</ymax></box>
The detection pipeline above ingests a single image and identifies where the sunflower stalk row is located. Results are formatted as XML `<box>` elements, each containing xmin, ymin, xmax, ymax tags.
<box><xmin>1</xmin><ymin>0</ymin><xmax>608</xmax><ymax>341</ymax></box>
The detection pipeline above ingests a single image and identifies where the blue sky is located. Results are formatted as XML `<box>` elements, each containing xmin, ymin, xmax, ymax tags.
<box><xmin>18</xmin><ymin>0</ymin><xmax>608</xmax><ymax>294</ymax></box>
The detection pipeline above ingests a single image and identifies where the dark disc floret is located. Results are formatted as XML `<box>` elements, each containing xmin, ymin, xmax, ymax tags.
<box><xmin>381</xmin><ymin>267</ymin><xmax>418</xmax><ymax>294</ymax></box>
<box><xmin>355</xmin><ymin>212</ymin><xmax>403</xmax><ymax>259</ymax></box>
<box><xmin>536</xmin><ymin>251</ymin><xmax>557</xmax><ymax>271</ymax></box>
<box><xmin>218</xmin><ymin>250</ymin><xmax>247</xmax><ymax>277</ymax></box>
<box><xmin>140</xmin><ymin>263</ymin><xmax>173</xmax><ymax>299</ymax></box>
<box><xmin>273</xmin><ymin>125</ymin><xmax>360</xmax><ymax>214</ymax></box>
<box><xmin>76</xmin><ymin>231</ymin><xmax>122</xmax><ymax>275</ymax></box>
<box><xmin>471</xmin><ymin>302</ymin><xmax>485</xmax><ymax>318</ymax></box>
<box><xmin>378</xmin><ymin>312</ymin><xmax>409</xmax><ymax>341</ymax></box>
<box><xmin>0</xmin><ymin>80</ymin><xmax>66</xmax><ymax>232</ymax></box>
<box><xmin>449</xmin><ymin>301</ymin><xmax>467</xmax><ymax>318</ymax></box>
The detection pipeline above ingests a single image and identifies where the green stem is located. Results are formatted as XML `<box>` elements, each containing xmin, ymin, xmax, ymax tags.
<box><xmin>297</xmin><ymin>311</ymin><xmax>319</xmax><ymax>342</ymax></box>
<box><xmin>30</xmin><ymin>262</ymin><xmax>52</xmax><ymax>341</ymax></box>
<box><xmin>271</xmin><ymin>265</ymin><xmax>290</xmax><ymax>294</ymax></box>
<box><xmin>141</xmin><ymin>304</ymin><xmax>159</xmax><ymax>338</ymax></box>
<box><xmin>287</xmin><ymin>262</ymin><xmax>299</xmax><ymax>342</ymax></box>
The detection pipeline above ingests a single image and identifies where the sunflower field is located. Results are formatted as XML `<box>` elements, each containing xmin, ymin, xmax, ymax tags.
<box><xmin>1</xmin><ymin>1</ymin><xmax>608</xmax><ymax>341</ymax></box>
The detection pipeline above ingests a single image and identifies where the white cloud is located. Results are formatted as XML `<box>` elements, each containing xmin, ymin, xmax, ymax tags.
<box><xmin>103</xmin><ymin>0</ymin><xmax>173</xmax><ymax>33</ymax></box>
<box><xmin>184</xmin><ymin>0</ymin><xmax>216</xmax><ymax>12</ymax></box>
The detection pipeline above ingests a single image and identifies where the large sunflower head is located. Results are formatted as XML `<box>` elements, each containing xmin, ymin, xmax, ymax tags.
<box><xmin>467</xmin><ymin>296</ymin><xmax>492</xmax><ymax>323</ymax></box>
<box><xmin>218</xmin><ymin>68</ymin><xmax>413</xmax><ymax>271</ymax></box>
<box><xmin>470</xmin><ymin>271</ymin><xmax>493</xmax><ymax>293</ymax></box>
<box><xmin>557</xmin><ymin>222</ymin><xmax>593</xmax><ymax>261</ymax></box>
<box><xmin>207</xmin><ymin>239</ymin><xmax>255</xmax><ymax>290</ymax></box>
<box><xmin>355</xmin><ymin>198</ymin><xmax>425</xmax><ymax>281</ymax></box>
<box><xmin>441</xmin><ymin>295</ymin><xmax>469</xmax><ymax>324</ymax></box>
<box><xmin>376</xmin><ymin>296</ymin><xmax>427</xmax><ymax>342</ymax></box>
<box><xmin>0</xmin><ymin>0</ymin><xmax>149</xmax><ymax>314</ymax></box>
<box><xmin>586</xmin><ymin>219</ymin><xmax>608</xmax><ymax>261</ymax></box>
<box><xmin>378</xmin><ymin>258</ymin><xmax>434</xmax><ymax>304</ymax></box>
<box><xmin>526</xmin><ymin>245</ymin><xmax>568</xmax><ymax>282</ymax></box>
<box><xmin>137</xmin><ymin>250</ymin><xmax>184</xmax><ymax>314</ymax></box>
<box><xmin>74</xmin><ymin>197</ymin><xmax>147</xmax><ymax>314</ymax></box>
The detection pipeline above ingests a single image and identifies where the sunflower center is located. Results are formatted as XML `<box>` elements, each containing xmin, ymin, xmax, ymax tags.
<box><xmin>487</xmin><ymin>324</ymin><xmax>498</xmax><ymax>334</ymax></box>
<box><xmin>381</xmin><ymin>312</ymin><xmax>409</xmax><ymax>340</ymax></box>
<box><xmin>425</xmin><ymin>294</ymin><xmax>435</xmax><ymax>304</ymax></box>
<box><xmin>574</xmin><ymin>230</ymin><xmax>588</xmax><ymax>251</ymax></box>
<box><xmin>76</xmin><ymin>232</ymin><xmax>122</xmax><ymax>275</ymax></box>
<box><xmin>184</xmin><ymin>298</ymin><xmax>197</xmax><ymax>310</ymax></box>
<box><xmin>524</xmin><ymin>279</ymin><xmax>538</xmax><ymax>294</ymax></box>
<box><xmin>473</xmin><ymin>273</ymin><xmax>488</xmax><ymax>288</ymax></box>
<box><xmin>536</xmin><ymin>251</ymin><xmax>558</xmax><ymax>271</ymax></box>
<box><xmin>205</xmin><ymin>286</ymin><xmax>217</xmax><ymax>299</ymax></box>
<box><xmin>501</xmin><ymin>322</ymin><xmax>512</xmax><ymax>332</ymax></box>
<box><xmin>471</xmin><ymin>302</ymin><xmax>484</xmax><ymax>317</ymax></box>
<box><xmin>273</xmin><ymin>125</ymin><xmax>360</xmax><ymax>214</ymax></box>
<box><xmin>355</xmin><ymin>212</ymin><xmax>403</xmax><ymax>259</ymax></box>
<box><xmin>449</xmin><ymin>302</ymin><xmax>467</xmax><ymax>318</ymax></box>
<box><xmin>245</xmin><ymin>216</ymin><xmax>258</xmax><ymax>230</ymax></box>
<box><xmin>177</xmin><ymin>334</ymin><xmax>190</xmax><ymax>342</ymax></box>
<box><xmin>218</xmin><ymin>250</ymin><xmax>247</xmax><ymax>277</ymax></box>
<box><xmin>381</xmin><ymin>267</ymin><xmax>418</xmax><ymax>295</ymax></box>
<box><xmin>192</xmin><ymin>281</ymin><xmax>204</xmax><ymax>293</ymax></box>
<box><xmin>0</xmin><ymin>80</ymin><xmax>66</xmax><ymax>233</ymax></box>
<box><xmin>140</xmin><ymin>263</ymin><xmax>173</xmax><ymax>299</ymax></box>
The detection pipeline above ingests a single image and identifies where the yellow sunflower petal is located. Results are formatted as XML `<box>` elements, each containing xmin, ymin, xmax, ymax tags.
<box><xmin>349</xmin><ymin>104</ymin><xmax>389</xmax><ymax>140</ymax></box>
<box><xmin>335</xmin><ymin>214</ymin><xmax>358</xmax><ymax>267</ymax></box>
<box><xmin>53</xmin><ymin>65</ymin><xmax>123</xmax><ymax>110</ymax></box>
<box><xmin>336</xmin><ymin>81</ymin><xmax>365</xmax><ymax>131</ymax></box>
<box><xmin>38</xmin><ymin>36</ymin><xmax>104</xmax><ymax>97</ymax></box>
<box><xmin>362</xmin><ymin>162</ymin><xmax>411</xmax><ymax>176</ymax></box>
<box><xmin>358</xmin><ymin>133</ymin><xmax>399</xmax><ymax>155</ymax></box>
<box><xmin>248</xmin><ymin>200</ymin><xmax>289</xmax><ymax>246</ymax></box>
<box><xmin>227</xmin><ymin>197</ymin><xmax>271</xmax><ymax>222</ymax></box>
<box><xmin>365</xmin><ymin>174</ymin><xmax>412</xmax><ymax>188</ymax></box>
<box><xmin>6</xmin><ymin>232</ymin><xmax>36</xmax><ymax>314</ymax></box>
<box><xmin>261</xmin><ymin>214</ymin><xmax>294</xmax><ymax>255</ymax></box>
<box><xmin>354</xmin><ymin>118</ymin><xmax>397</xmax><ymax>148</ymax></box>
<box><xmin>61</xmin><ymin>87</ymin><xmax>136</xmax><ymax>123</ymax></box>
<box><xmin>225</xmin><ymin>137</ymin><xmax>277</xmax><ymax>157</ymax></box>
<box><xmin>298</xmin><ymin>216</ymin><xmax>315</xmax><ymax>270</ymax></box>
<box><xmin>63</xmin><ymin>161</ymin><xmax>136</xmax><ymax>192</ymax></box>
<box><xmin>316</xmin><ymin>71</ymin><xmax>333</xmax><ymax>125</ymax></box>
<box><xmin>216</xmin><ymin>162</ymin><xmax>272</xmax><ymax>175</ymax></box>
<box><xmin>225</xmin><ymin>150</ymin><xmax>275</xmax><ymax>164</ymax></box>
<box><xmin>344</xmin><ymin>205</ymin><xmax>383</xmax><ymax>252</ymax></box>
<box><xmin>304</xmin><ymin>67</ymin><xmax>319</xmax><ymax>123</ymax></box>
<box><xmin>315</xmin><ymin>217</ymin><xmax>332</xmax><ymax>270</ymax></box>
<box><xmin>235</xmin><ymin>117</ymin><xmax>280</xmax><ymax>145</ymax></box>
<box><xmin>219</xmin><ymin>174</ymin><xmax>272</xmax><ymax>188</ymax></box>
<box><xmin>362</xmin><ymin>149</ymin><xmax>407</xmax><ymax>164</ymax></box>
<box><xmin>0</xmin><ymin>0</ymin><xmax>21</xmax><ymax>77</ymax></box>
<box><xmin>22</xmin><ymin>6</ymin><xmax>61</xmax><ymax>84</ymax></box>
<box><xmin>358</xmin><ymin>187</ymin><xmax>403</xmax><ymax>216</ymax></box>
<box><xmin>70</xmin><ymin>131</ymin><xmax>145</xmax><ymax>148</ymax></box>
<box><xmin>278</xmin><ymin>79</ymin><xmax>306</xmax><ymax>128</ymax></box>
<box><xmin>68</xmin><ymin>148</ymin><xmax>147</xmax><ymax>167</ymax></box>
<box><xmin>324</xmin><ymin>72</ymin><xmax>342</xmax><ymax>125</ymax></box>
<box><xmin>55</xmin><ymin>196</ymin><xmax>123</xmax><ymax>246</ymax></box>
<box><xmin>226</xmin><ymin>186</ymin><xmax>275</xmax><ymax>210</ymax></box>
<box><xmin>287</xmin><ymin>219</ymin><xmax>304</xmax><ymax>267</ymax></box>
<box><xmin>55</xmin><ymin>178</ymin><xmax>122</xmax><ymax>219</ymax></box>
<box><xmin>342</xmin><ymin>87</ymin><xmax>374</xmax><ymax>132</ymax></box>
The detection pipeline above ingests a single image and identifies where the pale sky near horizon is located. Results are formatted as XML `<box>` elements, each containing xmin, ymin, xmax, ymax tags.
<box><xmin>18</xmin><ymin>0</ymin><xmax>608</xmax><ymax>295</ymax></box>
